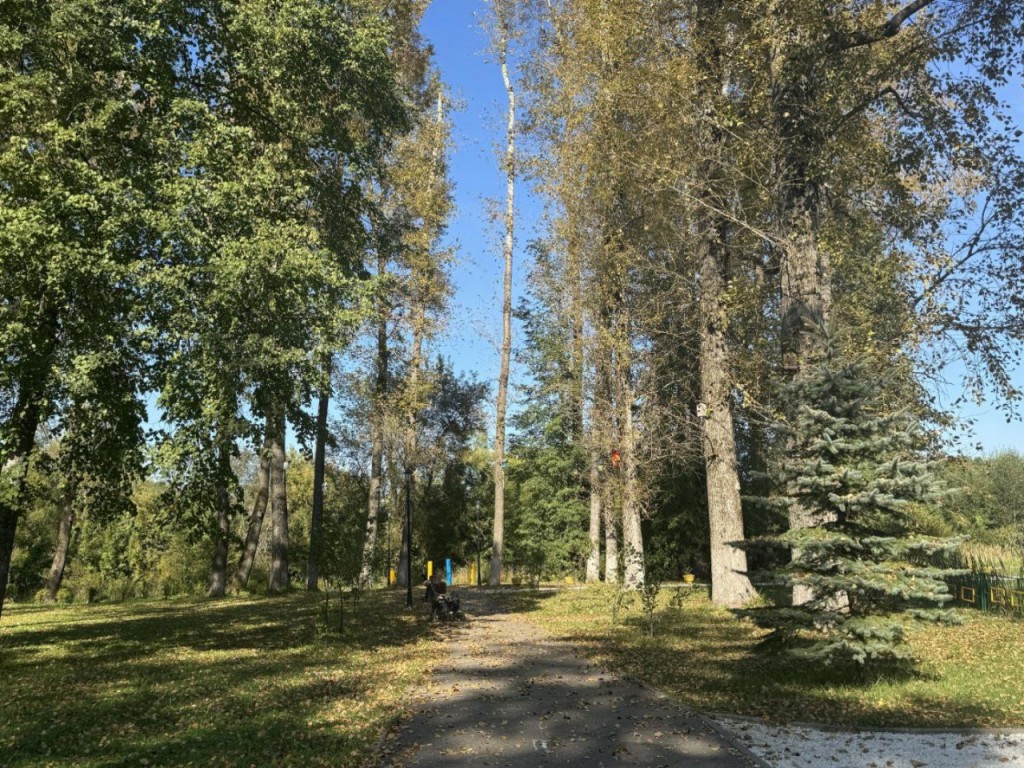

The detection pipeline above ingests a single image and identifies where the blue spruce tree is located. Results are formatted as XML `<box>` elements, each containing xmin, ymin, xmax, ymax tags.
<box><xmin>745</xmin><ymin>348</ymin><xmax>961</xmax><ymax>666</ymax></box>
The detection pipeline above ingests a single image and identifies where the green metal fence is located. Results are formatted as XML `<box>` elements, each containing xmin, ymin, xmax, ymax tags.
<box><xmin>947</xmin><ymin>571</ymin><xmax>1024</xmax><ymax>613</ymax></box>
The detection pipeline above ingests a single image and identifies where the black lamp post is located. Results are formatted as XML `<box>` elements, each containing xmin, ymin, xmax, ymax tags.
<box><xmin>381</xmin><ymin>486</ymin><xmax>390</xmax><ymax>587</ymax></box>
<box><xmin>404</xmin><ymin>466</ymin><xmax>413</xmax><ymax>609</ymax></box>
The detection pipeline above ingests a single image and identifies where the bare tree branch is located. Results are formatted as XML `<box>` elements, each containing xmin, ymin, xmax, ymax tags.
<box><xmin>836</xmin><ymin>0</ymin><xmax>942</xmax><ymax>51</ymax></box>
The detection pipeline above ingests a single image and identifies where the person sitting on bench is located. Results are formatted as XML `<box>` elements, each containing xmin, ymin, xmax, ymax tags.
<box><xmin>424</xmin><ymin>574</ymin><xmax>459</xmax><ymax>620</ymax></box>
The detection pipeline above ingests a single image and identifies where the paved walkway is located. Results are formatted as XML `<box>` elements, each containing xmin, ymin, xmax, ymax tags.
<box><xmin>376</xmin><ymin>590</ymin><xmax>766</xmax><ymax>768</ymax></box>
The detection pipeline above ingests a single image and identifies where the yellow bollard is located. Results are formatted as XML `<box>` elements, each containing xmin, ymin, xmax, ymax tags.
<box><xmin>427</xmin><ymin>560</ymin><xmax>433</xmax><ymax>579</ymax></box>
<box><xmin>469</xmin><ymin>562</ymin><xmax>476</xmax><ymax>585</ymax></box>
<box><xmin>389</xmin><ymin>567</ymin><xmax>396</xmax><ymax>586</ymax></box>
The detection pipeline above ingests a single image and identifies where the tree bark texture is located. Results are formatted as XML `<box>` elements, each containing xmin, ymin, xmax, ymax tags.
<box><xmin>698</xmin><ymin>227</ymin><xmax>757</xmax><ymax>609</ymax></box>
<box><xmin>396</xmin><ymin>483</ymin><xmax>410</xmax><ymax>588</ymax></box>
<box><xmin>207</xmin><ymin>440</ymin><xmax>234</xmax><ymax>598</ymax></box>
<box><xmin>360</xmin><ymin>298</ymin><xmax>389</xmax><ymax>587</ymax></box>
<box><xmin>772</xmin><ymin>53</ymin><xmax>834</xmax><ymax>606</ymax></box>
<box><xmin>233</xmin><ymin>436</ymin><xmax>271</xmax><ymax>590</ymax></box>
<box><xmin>268</xmin><ymin>409</ymin><xmax>290</xmax><ymax>592</ymax></box>
<box><xmin>619</xmin><ymin>356</ymin><xmax>645</xmax><ymax>589</ymax></box>
<box><xmin>778</xmin><ymin>183</ymin><xmax>831</xmax><ymax>375</ymax></box>
<box><xmin>603</xmin><ymin>484</ymin><xmax>619</xmax><ymax>584</ymax></box>
<box><xmin>585</xmin><ymin>448</ymin><xmax>602</xmax><ymax>583</ymax></box>
<box><xmin>490</xmin><ymin>16</ymin><xmax>515</xmax><ymax>587</ymax></box>
<box><xmin>45</xmin><ymin>506</ymin><xmax>75</xmax><ymax>602</ymax></box>
<box><xmin>306</xmin><ymin>381</ymin><xmax>330</xmax><ymax>591</ymax></box>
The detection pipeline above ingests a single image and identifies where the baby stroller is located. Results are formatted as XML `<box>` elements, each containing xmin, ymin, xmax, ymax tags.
<box><xmin>424</xmin><ymin>578</ymin><xmax>463</xmax><ymax>621</ymax></box>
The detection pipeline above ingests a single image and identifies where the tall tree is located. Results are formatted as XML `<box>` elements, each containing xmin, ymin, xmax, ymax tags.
<box><xmin>234</xmin><ymin>435</ymin><xmax>272</xmax><ymax>590</ymax></box>
<box><xmin>359</xmin><ymin>269</ymin><xmax>391</xmax><ymax>586</ymax></box>
<box><xmin>485</xmin><ymin>0</ymin><xmax>521</xmax><ymax>586</ymax></box>
<box><xmin>375</xmin><ymin>84</ymin><xmax>452</xmax><ymax>588</ymax></box>
<box><xmin>729</xmin><ymin>1</ymin><xmax>1024</xmax><ymax>599</ymax></box>
<box><xmin>149</xmin><ymin>0</ymin><xmax>410</xmax><ymax>596</ymax></box>
<box><xmin>0</xmin><ymin>0</ymin><xmax>172</xmax><ymax>618</ymax></box>
<box><xmin>744</xmin><ymin>344</ymin><xmax>958</xmax><ymax>666</ymax></box>
<box><xmin>306</xmin><ymin>366</ymin><xmax>331</xmax><ymax>591</ymax></box>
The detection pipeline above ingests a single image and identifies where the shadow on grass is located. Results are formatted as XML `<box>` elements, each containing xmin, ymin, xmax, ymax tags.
<box><xmin>491</xmin><ymin>586</ymin><xmax>1021</xmax><ymax>729</ymax></box>
<box><xmin>0</xmin><ymin>590</ymin><xmax>438</xmax><ymax>768</ymax></box>
<box><xmin>464</xmin><ymin>586</ymin><xmax>560</xmax><ymax>617</ymax></box>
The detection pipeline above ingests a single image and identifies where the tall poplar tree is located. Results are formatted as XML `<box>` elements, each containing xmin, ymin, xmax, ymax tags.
<box><xmin>485</xmin><ymin>0</ymin><xmax>522</xmax><ymax>586</ymax></box>
<box><xmin>0</xmin><ymin>0</ymin><xmax>177</xmax><ymax>617</ymax></box>
<box><xmin>365</xmin><ymin>77</ymin><xmax>453</xmax><ymax>588</ymax></box>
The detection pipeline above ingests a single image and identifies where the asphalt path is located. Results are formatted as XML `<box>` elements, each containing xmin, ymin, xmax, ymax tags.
<box><xmin>375</xmin><ymin>589</ymin><xmax>768</xmax><ymax>768</ymax></box>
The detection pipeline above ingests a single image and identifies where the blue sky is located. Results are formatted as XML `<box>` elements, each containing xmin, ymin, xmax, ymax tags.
<box><xmin>419</xmin><ymin>2</ymin><xmax>541</xmax><ymax>387</ymax></box>
<box><xmin>418</xmin><ymin>1</ymin><xmax>1024</xmax><ymax>456</ymax></box>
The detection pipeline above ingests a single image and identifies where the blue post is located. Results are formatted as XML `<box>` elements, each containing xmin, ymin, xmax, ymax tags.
<box><xmin>446</xmin><ymin>558</ymin><xmax>452</xmax><ymax>585</ymax></box>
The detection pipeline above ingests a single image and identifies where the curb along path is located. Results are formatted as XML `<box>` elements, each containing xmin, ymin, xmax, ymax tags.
<box><xmin>374</xmin><ymin>590</ymin><xmax>768</xmax><ymax>768</ymax></box>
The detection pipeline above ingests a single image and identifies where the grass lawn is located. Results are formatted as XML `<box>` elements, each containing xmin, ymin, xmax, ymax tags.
<box><xmin>517</xmin><ymin>586</ymin><xmax>1024</xmax><ymax>729</ymax></box>
<box><xmin>0</xmin><ymin>590</ymin><xmax>438</xmax><ymax>768</ymax></box>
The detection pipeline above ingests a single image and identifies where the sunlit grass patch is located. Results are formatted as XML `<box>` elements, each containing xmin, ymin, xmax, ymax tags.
<box><xmin>520</xmin><ymin>586</ymin><xmax>1024</xmax><ymax>728</ymax></box>
<box><xmin>0</xmin><ymin>591</ymin><xmax>437</xmax><ymax>768</ymax></box>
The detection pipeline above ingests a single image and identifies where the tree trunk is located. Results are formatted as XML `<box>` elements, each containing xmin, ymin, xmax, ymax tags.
<box><xmin>45</xmin><ymin>505</ymin><xmax>75</xmax><ymax>602</ymax></box>
<box><xmin>778</xmin><ymin>183</ymin><xmax>831</xmax><ymax>375</ymax></box>
<box><xmin>233</xmin><ymin>435</ymin><xmax>271</xmax><ymax>590</ymax></box>
<box><xmin>360</xmin><ymin>291</ymin><xmax>389</xmax><ymax>587</ymax></box>
<box><xmin>568</xmin><ymin>236</ymin><xmax>585</xmax><ymax>441</ymax></box>
<box><xmin>697</xmin><ymin>227</ymin><xmax>757</xmax><ymax>609</ymax></box>
<box><xmin>268</xmin><ymin>409</ymin><xmax>290</xmax><ymax>592</ymax></box>
<box><xmin>0</xmin><ymin>366</ymin><xmax>49</xmax><ymax>620</ymax></box>
<box><xmin>603</xmin><ymin>485</ymin><xmax>619</xmax><ymax>584</ymax></box>
<box><xmin>781</xmin><ymin>187</ymin><xmax>832</xmax><ymax>608</ymax></box>
<box><xmin>771</xmin><ymin>48</ymin><xmax>834</xmax><ymax>605</ymax></box>
<box><xmin>619</xmin><ymin>357</ymin><xmax>644</xmax><ymax>589</ymax></box>
<box><xmin>594</xmin><ymin>348</ymin><xmax>619</xmax><ymax>585</ymax></box>
<box><xmin>360</xmin><ymin>430</ymin><xmax>383</xmax><ymax>588</ymax></box>
<box><xmin>490</xmin><ymin>17</ymin><xmax>515</xmax><ymax>587</ymax></box>
<box><xmin>398</xmin><ymin>301</ymin><xmax>424</xmax><ymax>589</ymax></box>
<box><xmin>0</xmin><ymin>504</ymin><xmax>17</xmax><ymax>619</ymax></box>
<box><xmin>778</xmin><ymin>180</ymin><xmax>833</xmax><ymax>607</ymax></box>
<box><xmin>207</xmin><ymin>439</ymin><xmax>234</xmax><ymax>598</ymax></box>
<box><xmin>306</xmin><ymin>379</ymin><xmax>330</xmax><ymax>591</ymax></box>
<box><xmin>585</xmin><ymin>448</ymin><xmax>602</xmax><ymax>583</ymax></box>
<box><xmin>396</xmin><ymin>477</ymin><xmax>411</xmax><ymax>588</ymax></box>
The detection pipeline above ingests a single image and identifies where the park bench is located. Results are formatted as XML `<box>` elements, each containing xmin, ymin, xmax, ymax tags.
<box><xmin>424</xmin><ymin>579</ymin><xmax>463</xmax><ymax>621</ymax></box>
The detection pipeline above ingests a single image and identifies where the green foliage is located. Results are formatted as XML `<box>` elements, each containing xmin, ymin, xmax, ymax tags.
<box><xmin>505</xmin><ymin>440</ymin><xmax>589</xmax><ymax>580</ymax></box>
<box><xmin>498</xmin><ymin>253</ymin><xmax>590</xmax><ymax>582</ymax></box>
<box><xmin>637</xmin><ymin>578</ymin><xmax>661</xmax><ymax>637</ymax></box>
<box><xmin>939</xmin><ymin>451</ymin><xmax>1024</xmax><ymax>548</ymax></box>
<box><xmin>286</xmin><ymin>452</ymin><xmax>370</xmax><ymax>588</ymax></box>
<box><xmin>0</xmin><ymin>0</ymin><xmax>418</xmax><ymax>615</ymax></box>
<box><xmin>61</xmin><ymin>481</ymin><xmax>212</xmax><ymax>602</ymax></box>
<box><xmin>743</xmin><ymin>347</ymin><xmax>962</xmax><ymax>666</ymax></box>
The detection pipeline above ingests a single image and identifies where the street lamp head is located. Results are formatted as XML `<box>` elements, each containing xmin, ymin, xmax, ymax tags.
<box><xmin>404</xmin><ymin>466</ymin><xmax>413</xmax><ymax>481</ymax></box>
